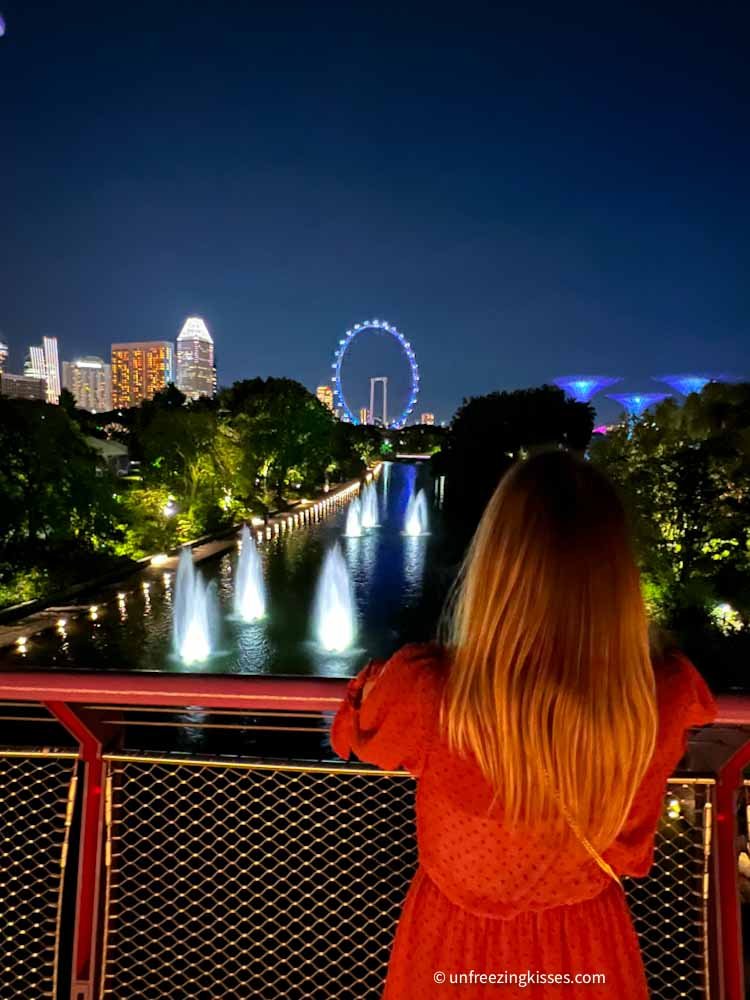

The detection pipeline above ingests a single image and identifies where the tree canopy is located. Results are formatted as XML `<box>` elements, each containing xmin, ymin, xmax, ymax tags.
<box><xmin>591</xmin><ymin>383</ymin><xmax>750</xmax><ymax>623</ymax></box>
<box><xmin>436</xmin><ymin>385</ymin><xmax>594</xmax><ymax>538</ymax></box>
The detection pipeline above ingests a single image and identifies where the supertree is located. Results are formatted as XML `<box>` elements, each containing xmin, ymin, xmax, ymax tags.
<box><xmin>606</xmin><ymin>393</ymin><xmax>671</xmax><ymax>419</ymax></box>
<box><xmin>553</xmin><ymin>375</ymin><xmax>622</xmax><ymax>403</ymax></box>
<box><xmin>652</xmin><ymin>373</ymin><xmax>742</xmax><ymax>396</ymax></box>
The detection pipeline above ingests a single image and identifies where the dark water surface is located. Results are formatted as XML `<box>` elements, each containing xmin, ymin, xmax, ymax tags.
<box><xmin>1</xmin><ymin>463</ymin><xmax>457</xmax><ymax>679</ymax></box>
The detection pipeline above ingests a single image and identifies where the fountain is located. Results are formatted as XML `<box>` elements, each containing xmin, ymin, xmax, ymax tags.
<box><xmin>313</xmin><ymin>543</ymin><xmax>356</xmax><ymax>652</ymax></box>
<box><xmin>173</xmin><ymin>548</ymin><xmax>215</xmax><ymax>664</ymax></box>
<box><xmin>344</xmin><ymin>497</ymin><xmax>363</xmax><ymax>538</ymax></box>
<box><xmin>360</xmin><ymin>483</ymin><xmax>379</xmax><ymax>528</ymax></box>
<box><xmin>234</xmin><ymin>525</ymin><xmax>266</xmax><ymax>621</ymax></box>
<box><xmin>404</xmin><ymin>488</ymin><xmax>429</xmax><ymax>536</ymax></box>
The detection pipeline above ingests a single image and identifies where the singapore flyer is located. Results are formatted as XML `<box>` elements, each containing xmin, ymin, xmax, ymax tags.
<box><xmin>331</xmin><ymin>318</ymin><xmax>420</xmax><ymax>429</ymax></box>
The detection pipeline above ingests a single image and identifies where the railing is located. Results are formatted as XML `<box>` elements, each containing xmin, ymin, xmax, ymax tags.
<box><xmin>0</xmin><ymin>672</ymin><xmax>748</xmax><ymax>1000</ymax></box>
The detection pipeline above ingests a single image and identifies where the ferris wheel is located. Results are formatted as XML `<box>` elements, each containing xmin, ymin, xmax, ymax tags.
<box><xmin>330</xmin><ymin>319</ymin><xmax>420</xmax><ymax>429</ymax></box>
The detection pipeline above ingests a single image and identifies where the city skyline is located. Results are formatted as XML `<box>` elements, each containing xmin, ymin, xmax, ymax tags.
<box><xmin>1</xmin><ymin>4</ymin><xmax>747</xmax><ymax>426</ymax></box>
<box><xmin>0</xmin><ymin>319</ymin><xmax>744</xmax><ymax>422</ymax></box>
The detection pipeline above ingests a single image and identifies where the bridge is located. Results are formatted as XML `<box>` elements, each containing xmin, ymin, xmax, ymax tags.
<box><xmin>0</xmin><ymin>671</ymin><xmax>748</xmax><ymax>998</ymax></box>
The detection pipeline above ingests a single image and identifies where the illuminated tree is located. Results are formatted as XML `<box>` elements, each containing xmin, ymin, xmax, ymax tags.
<box><xmin>553</xmin><ymin>375</ymin><xmax>621</xmax><ymax>403</ymax></box>
<box><xmin>220</xmin><ymin>378</ymin><xmax>337</xmax><ymax>506</ymax></box>
<box><xmin>591</xmin><ymin>383</ymin><xmax>750</xmax><ymax>639</ymax></box>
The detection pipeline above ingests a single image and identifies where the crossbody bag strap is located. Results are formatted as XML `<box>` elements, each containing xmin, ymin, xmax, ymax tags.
<box><xmin>545</xmin><ymin>772</ymin><xmax>623</xmax><ymax>888</ymax></box>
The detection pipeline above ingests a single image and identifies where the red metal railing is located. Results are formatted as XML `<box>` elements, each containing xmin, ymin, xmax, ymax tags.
<box><xmin>0</xmin><ymin>671</ymin><xmax>748</xmax><ymax>1000</ymax></box>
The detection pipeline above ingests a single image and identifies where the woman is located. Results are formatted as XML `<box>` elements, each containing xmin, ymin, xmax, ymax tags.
<box><xmin>331</xmin><ymin>450</ymin><xmax>715</xmax><ymax>998</ymax></box>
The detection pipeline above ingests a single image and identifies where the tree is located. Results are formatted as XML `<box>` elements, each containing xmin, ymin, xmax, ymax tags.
<box><xmin>220</xmin><ymin>378</ymin><xmax>336</xmax><ymax>506</ymax></box>
<box><xmin>58</xmin><ymin>387</ymin><xmax>78</xmax><ymax>418</ymax></box>
<box><xmin>591</xmin><ymin>384</ymin><xmax>750</xmax><ymax>625</ymax></box>
<box><xmin>0</xmin><ymin>397</ymin><xmax>118</xmax><ymax>552</ymax></box>
<box><xmin>436</xmin><ymin>385</ymin><xmax>594</xmax><ymax>540</ymax></box>
<box><xmin>394</xmin><ymin>423</ymin><xmax>446</xmax><ymax>455</ymax></box>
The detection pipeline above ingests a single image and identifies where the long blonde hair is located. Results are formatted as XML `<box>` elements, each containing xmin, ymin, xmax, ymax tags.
<box><xmin>443</xmin><ymin>450</ymin><xmax>657</xmax><ymax>850</ymax></box>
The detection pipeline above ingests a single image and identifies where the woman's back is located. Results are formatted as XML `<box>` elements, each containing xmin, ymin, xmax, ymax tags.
<box><xmin>332</xmin><ymin>643</ymin><xmax>715</xmax><ymax>998</ymax></box>
<box><xmin>333</xmin><ymin>642</ymin><xmax>715</xmax><ymax>918</ymax></box>
<box><xmin>332</xmin><ymin>452</ymin><xmax>717</xmax><ymax>997</ymax></box>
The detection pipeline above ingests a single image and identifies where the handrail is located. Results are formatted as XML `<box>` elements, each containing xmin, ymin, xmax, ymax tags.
<box><xmin>0</xmin><ymin>670</ymin><xmax>747</xmax><ymax>723</ymax></box>
<box><xmin>0</xmin><ymin>670</ymin><xmax>348</xmax><ymax>711</ymax></box>
<box><xmin>2</xmin><ymin>669</ymin><xmax>749</xmax><ymax>998</ymax></box>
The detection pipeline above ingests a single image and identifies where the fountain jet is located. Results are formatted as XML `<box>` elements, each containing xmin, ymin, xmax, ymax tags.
<box><xmin>173</xmin><ymin>548</ymin><xmax>215</xmax><ymax>664</ymax></box>
<box><xmin>234</xmin><ymin>525</ymin><xmax>266</xmax><ymax>621</ymax></box>
<box><xmin>344</xmin><ymin>497</ymin><xmax>363</xmax><ymax>537</ymax></box>
<box><xmin>405</xmin><ymin>489</ymin><xmax>429</xmax><ymax>536</ymax></box>
<box><xmin>313</xmin><ymin>543</ymin><xmax>356</xmax><ymax>652</ymax></box>
<box><xmin>360</xmin><ymin>483</ymin><xmax>379</xmax><ymax>528</ymax></box>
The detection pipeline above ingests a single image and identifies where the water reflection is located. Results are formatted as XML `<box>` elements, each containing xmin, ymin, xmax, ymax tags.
<box><xmin>5</xmin><ymin>463</ymin><xmax>449</xmax><ymax>678</ymax></box>
<box><xmin>403</xmin><ymin>535</ymin><xmax>427</xmax><ymax>600</ymax></box>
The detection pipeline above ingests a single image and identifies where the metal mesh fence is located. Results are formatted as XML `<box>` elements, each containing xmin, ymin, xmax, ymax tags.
<box><xmin>624</xmin><ymin>781</ymin><xmax>713</xmax><ymax>1000</ymax></box>
<box><xmin>0</xmin><ymin>751</ymin><xmax>78</xmax><ymax>1000</ymax></box>
<box><xmin>101</xmin><ymin>758</ymin><xmax>417</xmax><ymax>998</ymax></box>
<box><xmin>100</xmin><ymin>756</ymin><xmax>713</xmax><ymax>999</ymax></box>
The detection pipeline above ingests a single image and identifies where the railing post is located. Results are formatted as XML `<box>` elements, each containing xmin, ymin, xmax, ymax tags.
<box><xmin>46</xmin><ymin>702</ymin><xmax>106</xmax><ymax>1000</ymax></box>
<box><xmin>715</xmin><ymin>737</ymin><xmax>750</xmax><ymax>1000</ymax></box>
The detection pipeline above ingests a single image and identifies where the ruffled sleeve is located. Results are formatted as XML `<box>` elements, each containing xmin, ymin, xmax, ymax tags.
<box><xmin>651</xmin><ymin>652</ymin><xmax>717</xmax><ymax>774</ymax></box>
<box><xmin>330</xmin><ymin>643</ymin><xmax>445</xmax><ymax>776</ymax></box>
<box><xmin>608</xmin><ymin>652</ymin><xmax>717</xmax><ymax>876</ymax></box>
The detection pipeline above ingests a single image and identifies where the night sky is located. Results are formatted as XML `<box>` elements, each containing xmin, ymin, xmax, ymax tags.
<box><xmin>1</xmin><ymin>2</ymin><xmax>748</xmax><ymax>423</ymax></box>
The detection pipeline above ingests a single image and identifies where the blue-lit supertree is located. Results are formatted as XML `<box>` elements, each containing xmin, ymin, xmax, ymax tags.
<box><xmin>606</xmin><ymin>392</ymin><xmax>671</xmax><ymax>420</ymax></box>
<box><xmin>553</xmin><ymin>375</ymin><xmax>622</xmax><ymax>403</ymax></box>
<box><xmin>652</xmin><ymin>373</ymin><xmax>741</xmax><ymax>396</ymax></box>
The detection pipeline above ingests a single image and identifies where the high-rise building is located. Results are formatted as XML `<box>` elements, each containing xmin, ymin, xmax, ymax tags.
<box><xmin>359</xmin><ymin>407</ymin><xmax>370</xmax><ymax>425</ymax></box>
<box><xmin>0</xmin><ymin>341</ymin><xmax>8</xmax><ymax>374</ymax></box>
<box><xmin>1</xmin><ymin>373</ymin><xmax>46</xmax><ymax>401</ymax></box>
<box><xmin>24</xmin><ymin>336</ymin><xmax>61</xmax><ymax>403</ymax></box>
<box><xmin>25</xmin><ymin>345</ymin><xmax>46</xmax><ymax>380</ymax></box>
<box><xmin>63</xmin><ymin>356</ymin><xmax>112</xmax><ymax>412</ymax></box>
<box><xmin>420</xmin><ymin>412</ymin><xmax>435</xmax><ymax>425</ymax></box>
<box><xmin>111</xmin><ymin>341</ymin><xmax>175</xmax><ymax>408</ymax></box>
<box><xmin>43</xmin><ymin>336</ymin><xmax>61</xmax><ymax>404</ymax></box>
<box><xmin>316</xmin><ymin>385</ymin><xmax>334</xmax><ymax>411</ymax></box>
<box><xmin>175</xmin><ymin>317</ymin><xmax>215</xmax><ymax>401</ymax></box>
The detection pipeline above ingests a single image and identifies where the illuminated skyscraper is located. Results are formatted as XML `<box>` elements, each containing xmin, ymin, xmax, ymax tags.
<box><xmin>0</xmin><ymin>341</ymin><xmax>8</xmax><ymax>374</ymax></box>
<box><xmin>176</xmin><ymin>317</ymin><xmax>215</xmax><ymax>401</ymax></box>
<box><xmin>420</xmin><ymin>412</ymin><xmax>435</xmax><ymax>425</ymax></box>
<box><xmin>43</xmin><ymin>336</ymin><xmax>61</xmax><ymax>404</ymax></box>
<box><xmin>25</xmin><ymin>345</ymin><xmax>46</xmax><ymax>381</ymax></box>
<box><xmin>316</xmin><ymin>385</ymin><xmax>334</xmax><ymax>410</ymax></box>
<box><xmin>24</xmin><ymin>337</ymin><xmax>61</xmax><ymax>403</ymax></box>
<box><xmin>359</xmin><ymin>406</ymin><xmax>370</xmax><ymax>424</ymax></box>
<box><xmin>111</xmin><ymin>341</ymin><xmax>174</xmax><ymax>408</ymax></box>
<box><xmin>63</xmin><ymin>357</ymin><xmax>112</xmax><ymax>412</ymax></box>
<box><xmin>553</xmin><ymin>375</ymin><xmax>622</xmax><ymax>403</ymax></box>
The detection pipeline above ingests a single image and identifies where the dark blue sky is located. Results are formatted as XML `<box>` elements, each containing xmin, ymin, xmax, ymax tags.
<box><xmin>1</xmin><ymin>2</ymin><xmax>747</xmax><ymax>423</ymax></box>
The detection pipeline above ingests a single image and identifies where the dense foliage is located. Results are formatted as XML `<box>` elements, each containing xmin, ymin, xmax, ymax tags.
<box><xmin>591</xmin><ymin>383</ymin><xmax>750</xmax><ymax>684</ymax></box>
<box><xmin>435</xmin><ymin>385</ymin><xmax>594</xmax><ymax>543</ymax></box>
<box><xmin>0</xmin><ymin>379</ymin><xmax>380</xmax><ymax>608</ymax></box>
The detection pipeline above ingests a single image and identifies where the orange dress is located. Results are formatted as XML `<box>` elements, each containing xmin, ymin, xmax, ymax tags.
<box><xmin>331</xmin><ymin>643</ymin><xmax>716</xmax><ymax>999</ymax></box>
